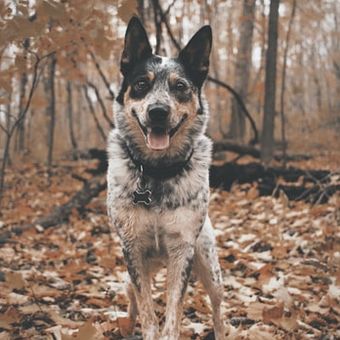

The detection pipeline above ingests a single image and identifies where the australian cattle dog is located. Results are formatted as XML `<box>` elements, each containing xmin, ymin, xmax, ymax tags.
<box><xmin>107</xmin><ymin>16</ymin><xmax>225</xmax><ymax>340</ymax></box>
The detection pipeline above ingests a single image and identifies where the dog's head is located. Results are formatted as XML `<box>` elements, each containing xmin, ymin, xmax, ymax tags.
<box><xmin>115</xmin><ymin>17</ymin><xmax>212</xmax><ymax>159</ymax></box>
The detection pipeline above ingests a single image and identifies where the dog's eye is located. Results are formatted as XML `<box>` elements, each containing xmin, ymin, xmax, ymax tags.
<box><xmin>176</xmin><ymin>80</ymin><xmax>187</xmax><ymax>91</ymax></box>
<box><xmin>134</xmin><ymin>79</ymin><xmax>148</xmax><ymax>92</ymax></box>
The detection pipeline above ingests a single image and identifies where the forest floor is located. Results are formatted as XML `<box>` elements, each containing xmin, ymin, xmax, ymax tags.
<box><xmin>0</xmin><ymin>145</ymin><xmax>339</xmax><ymax>339</ymax></box>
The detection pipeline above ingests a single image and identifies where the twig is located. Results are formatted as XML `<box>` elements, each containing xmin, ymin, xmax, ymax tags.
<box><xmin>82</xmin><ymin>85</ymin><xmax>107</xmax><ymax>142</ymax></box>
<box><xmin>87</xmin><ymin>81</ymin><xmax>114</xmax><ymax>128</ymax></box>
<box><xmin>0</xmin><ymin>50</ymin><xmax>55</xmax><ymax>205</ymax></box>
<box><xmin>164</xmin><ymin>0</ymin><xmax>177</xmax><ymax>17</ymax></box>
<box><xmin>207</xmin><ymin>76</ymin><xmax>259</xmax><ymax>144</ymax></box>
<box><xmin>71</xmin><ymin>173</ymin><xmax>88</xmax><ymax>183</ymax></box>
<box><xmin>0</xmin><ymin>123</ymin><xmax>8</xmax><ymax>135</ymax></box>
<box><xmin>88</xmin><ymin>49</ymin><xmax>115</xmax><ymax>100</ymax></box>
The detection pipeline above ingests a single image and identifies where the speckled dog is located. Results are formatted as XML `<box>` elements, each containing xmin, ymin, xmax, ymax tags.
<box><xmin>107</xmin><ymin>17</ymin><xmax>225</xmax><ymax>340</ymax></box>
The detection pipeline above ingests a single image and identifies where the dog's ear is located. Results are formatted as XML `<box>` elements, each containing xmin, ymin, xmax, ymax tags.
<box><xmin>178</xmin><ymin>26</ymin><xmax>212</xmax><ymax>88</ymax></box>
<box><xmin>121</xmin><ymin>17</ymin><xmax>152</xmax><ymax>77</ymax></box>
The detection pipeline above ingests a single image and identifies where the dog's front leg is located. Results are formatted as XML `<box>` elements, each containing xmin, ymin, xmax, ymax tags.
<box><xmin>161</xmin><ymin>241</ymin><xmax>195</xmax><ymax>340</ymax></box>
<box><xmin>122</xmin><ymin>243</ymin><xmax>160</xmax><ymax>339</ymax></box>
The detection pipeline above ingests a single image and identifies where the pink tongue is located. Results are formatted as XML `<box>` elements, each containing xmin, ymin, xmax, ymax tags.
<box><xmin>147</xmin><ymin>130</ymin><xmax>170</xmax><ymax>150</ymax></box>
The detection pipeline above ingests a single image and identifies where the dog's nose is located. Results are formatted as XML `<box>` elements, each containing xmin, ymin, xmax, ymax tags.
<box><xmin>148</xmin><ymin>104</ymin><xmax>170</xmax><ymax>123</ymax></box>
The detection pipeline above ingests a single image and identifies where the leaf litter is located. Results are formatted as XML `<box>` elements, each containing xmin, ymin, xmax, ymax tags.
<box><xmin>0</xmin><ymin>160</ymin><xmax>339</xmax><ymax>339</ymax></box>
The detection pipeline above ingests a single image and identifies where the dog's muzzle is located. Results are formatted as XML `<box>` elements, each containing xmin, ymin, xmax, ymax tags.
<box><xmin>146</xmin><ymin>104</ymin><xmax>171</xmax><ymax>151</ymax></box>
<box><xmin>132</xmin><ymin>108</ymin><xmax>188</xmax><ymax>151</ymax></box>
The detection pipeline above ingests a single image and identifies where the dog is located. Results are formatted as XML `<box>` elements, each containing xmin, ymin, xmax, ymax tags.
<box><xmin>107</xmin><ymin>17</ymin><xmax>225</xmax><ymax>340</ymax></box>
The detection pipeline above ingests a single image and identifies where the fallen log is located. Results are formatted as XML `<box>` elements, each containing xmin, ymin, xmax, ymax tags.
<box><xmin>0</xmin><ymin>176</ymin><xmax>107</xmax><ymax>244</ymax></box>
<box><xmin>35</xmin><ymin>175</ymin><xmax>106</xmax><ymax>228</ymax></box>
<box><xmin>209</xmin><ymin>162</ymin><xmax>338</xmax><ymax>203</ymax></box>
<box><xmin>213</xmin><ymin>140</ymin><xmax>311</xmax><ymax>161</ymax></box>
<box><xmin>74</xmin><ymin>148</ymin><xmax>334</xmax><ymax>203</ymax></box>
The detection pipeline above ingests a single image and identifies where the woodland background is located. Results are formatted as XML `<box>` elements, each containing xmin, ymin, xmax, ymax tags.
<box><xmin>0</xmin><ymin>0</ymin><xmax>339</xmax><ymax>339</ymax></box>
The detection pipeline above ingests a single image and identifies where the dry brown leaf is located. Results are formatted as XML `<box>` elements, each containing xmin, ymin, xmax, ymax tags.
<box><xmin>49</xmin><ymin>311</ymin><xmax>83</xmax><ymax>329</ymax></box>
<box><xmin>247</xmin><ymin>185</ymin><xmax>259</xmax><ymax>199</ymax></box>
<box><xmin>31</xmin><ymin>284</ymin><xmax>61</xmax><ymax>298</ymax></box>
<box><xmin>117</xmin><ymin>317</ymin><xmax>135</xmax><ymax>337</ymax></box>
<box><xmin>6</xmin><ymin>292</ymin><xmax>28</xmax><ymax>305</ymax></box>
<box><xmin>0</xmin><ymin>307</ymin><xmax>21</xmax><ymax>330</ymax></box>
<box><xmin>247</xmin><ymin>324</ymin><xmax>275</xmax><ymax>340</ymax></box>
<box><xmin>247</xmin><ymin>302</ymin><xmax>265</xmax><ymax>321</ymax></box>
<box><xmin>262</xmin><ymin>301</ymin><xmax>284</xmax><ymax>323</ymax></box>
<box><xmin>251</xmin><ymin>263</ymin><xmax>274</xmax><ymax>288</ymax></box>
<box><xmin>72</xmin><ymin>318</ymin><xmax>99</xmax><ymax>340</ymax></box>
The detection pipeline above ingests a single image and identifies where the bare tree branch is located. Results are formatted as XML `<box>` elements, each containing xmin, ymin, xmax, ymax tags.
<box><xmin>82</xmin><ymin>85</ymin><xmax>107</xmax><ymax>142</ymax></box>
<box><xmin>0</xmin><ymin>123</ymin><xmax>8</xmax><ymax>135</ymax></box>
<box><xmin>0</xmin><ymin>50</ymin><xmax>55</xmax><ymax>204</ymax></box>
<box><xmin>88</xmin><ymin>49</ymin><xmax>115</xmax><ymax>101</ymax></box>
<box><xmin>87</xmin><ymin>81</ymin><xmax>114</xmax><ymax>128</ymax></box>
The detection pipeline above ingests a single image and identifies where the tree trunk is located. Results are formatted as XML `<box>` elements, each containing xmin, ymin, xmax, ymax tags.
<box><xmin>137</xmin><ymin>0</ymin><xmax>144</xmax><ymax>24</ymax></box>
<box><xmin>331</xmin><ymin>1</ymin><xmax>340</xmax><ymax>116</ymax></box>
<box><xmin>44</xmin><ymin>53</ymin><xmax>57</xmax><ymax>178</ymax></box>
<box><xmin>16</xmin><ymin>72</ymin><xmax>28</xmax><ymax>153</ymax></box>
<box><xmin>0</xmin><ymin>98</ymin><xmax>12</xmax><ymax>205</ymax></box>
<box><xmin>279</xmin><ymin>0</ymin><xmax>296</xmax><ymax>167</ymax></box>
<box><xmin>260</xmin><ymin>0</ymin><xmax>280</xmax><ymax>165</ymax></box>
<box><xmin>228</xmin><ymin>0</ymin><xmax>256</xmax><ymax>141</ymax></box>
<box><xmin>15</xmin><ymin>38</ymin><xmax>29</xmax><ymax>154</ymax></box>
<box><xmin>83</xmin><ymin>85</ymin><xmax>106</xmax><ymax>143</ymax></box>
<box><xmin>66</xmin><ymin>81</ymin><xmax>78</xmax><ymax>158</ymax></box>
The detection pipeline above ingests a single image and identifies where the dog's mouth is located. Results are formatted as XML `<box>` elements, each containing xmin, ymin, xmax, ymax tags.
<box><xmin>132</xmin><ymin>111</ymin><xmax>188</xmax><ymax>151</ymax></box>
<box><xmin>146</xmin><ymin>127</ymin><xmax>170</xmax><ymax>151</ymax></box>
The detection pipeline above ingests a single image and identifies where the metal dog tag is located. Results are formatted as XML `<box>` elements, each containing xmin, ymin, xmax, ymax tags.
<box><xmin>133</xmin><ymin>188</ymin><xmax>152</xmax><ymax>205</ymax></box>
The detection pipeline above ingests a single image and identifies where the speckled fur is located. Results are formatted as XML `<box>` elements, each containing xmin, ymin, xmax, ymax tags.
<box><xmin>107</xmin><ymin>17</ymin><xmax>225</xmax><ymax>340</ymax></box>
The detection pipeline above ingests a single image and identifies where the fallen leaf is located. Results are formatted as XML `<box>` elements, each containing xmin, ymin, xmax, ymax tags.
<box><xmin>6</xmin><ymin>271</ymin><xmax>26</xmax><ymax>290</ymax></box>
<box><xmin>0</xmin><ymin>307</ymin><xmax>20</xmax><ymax>330</ymax></box>
<box><xmin>262</xmin><ymin>301</ymin><xmax>284</xmax><ymax>323</ymax></box>
<box><xmin>74</xmin><ymin>318</ymin><xmax>99</xmax><ymax>340</ymax></box>
<box><xmin>117</xmin><ymin>317</ymin><xmax>134</xmax><ymax>337</ymax></box>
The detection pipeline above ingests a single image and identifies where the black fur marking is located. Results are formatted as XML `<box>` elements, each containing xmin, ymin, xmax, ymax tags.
<box><xmin>144</xmin><ymin>243</ymin><xmax>166</xmax><ymax>259</ymax></box>
<box><xmin>120</xmin><ymin>17</ymin><xmax>152</xmax><ymax>78</ymax></box>
<box><xmin>131</xmin><ymin>109</ymin><xmax>148</xmax><ymax>136</ymax></box>
<box><xmin>124</xmin><ymin>141</ymin><xmax>194</xmax><ymax>180</ymax></box>
<box><xmin>177</xmin><ymin>26</ymin><xmax>212</xmax><ymax>88</ymax></box>
<box><xmin>122</xmin><ymin>247</ymin><xmax>141</xmax><ymax>291</ymax></box>
<box><xmin>116</xmin><ymin>79</ymin><xmax>128</xmax><ymax>105</ymax></box>
<box><xmin>180</xmin><ymin>256</ymin><xmax>194</xmax><ymax>299</ymax></box>
<box><xmin>169</xmin><ymin>114</ymin><xmax>188</xmax><ymax>137</ymax></box>
<box><xmin>129</xmin><ymin>76</ymin><xmax>153</xmax><ymax>100</ymax></box>
<box><xmin>197</xmin><ymin>90</ymin><xmax>204</xmax><ymax>114</ymax></box>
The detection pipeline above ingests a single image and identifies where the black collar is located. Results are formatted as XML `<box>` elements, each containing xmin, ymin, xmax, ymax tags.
<box><xmin>125</xmin><ymin>144</ymin><xmax>194</xmax><ymax>180</ymax></box>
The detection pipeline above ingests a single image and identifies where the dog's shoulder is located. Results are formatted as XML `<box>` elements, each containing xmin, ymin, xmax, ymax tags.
<box><xmin>107</xmin><ymin>129</ymin><xmax>133</xmax><ymax>189</ymax></box>
<box><xmin>192</xmin><ymin>134</ymin><xmax>212</xmax><ymax>167</ymax></box>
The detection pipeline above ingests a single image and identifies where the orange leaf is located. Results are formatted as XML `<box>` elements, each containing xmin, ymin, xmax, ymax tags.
<box><xmin>6</xmin><ymin>271</ymin><xmax>26</xmax><ymax>290</ymax></box>
<box><xmin>117</xmin><ymin>317</ymin><xmax>134</xmax><ymax>337</ymax></box>
<box><xmin>262</xmin><ymin>301</ymin><xmax>284</xmax><ymax>323</ymax></box>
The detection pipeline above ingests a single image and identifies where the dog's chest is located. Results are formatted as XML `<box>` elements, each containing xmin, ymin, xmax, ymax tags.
<box><xmin>108</xmin><ymin>156</ymin><xmax>208</xmax><ymax>210</ymax></box>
